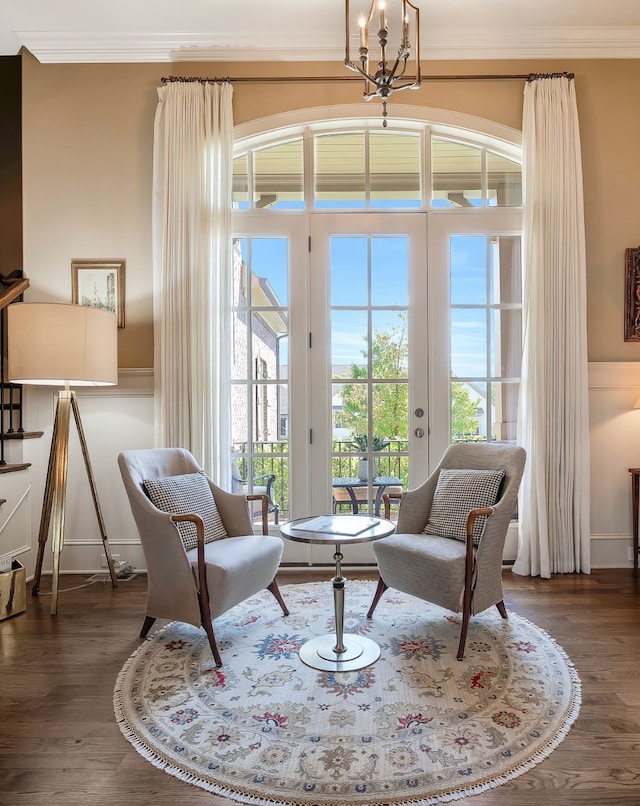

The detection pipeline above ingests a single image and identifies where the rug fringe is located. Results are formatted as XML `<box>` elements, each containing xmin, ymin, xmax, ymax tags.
<box><xmin>112</xmin><ymin>590</ymin><xmax>582</xmax><ymax>806</ymax></box>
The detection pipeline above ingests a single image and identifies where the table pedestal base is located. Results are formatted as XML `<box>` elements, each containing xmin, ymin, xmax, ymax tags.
<box><xmin>299</xmin><ymin>634</ymin><xmax>380</xmax><ymax>672</ymax></box>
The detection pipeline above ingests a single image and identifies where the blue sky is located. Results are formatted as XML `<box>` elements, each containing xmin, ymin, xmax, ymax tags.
<box><xmin>450</xmin><ymin>235</ymin><xmax>490</xmax><ymax>378</ymax></box>
<box><xmin>241</xmin><ymin>233</ymin><xmax>492</xmax><ymax>378</ymax></box>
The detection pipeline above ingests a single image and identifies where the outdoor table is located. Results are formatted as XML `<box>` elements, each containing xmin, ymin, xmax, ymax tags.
<box><xmin>332</xmin><ymin>476</ymin><xmax>402</xmax><ymax>516</ymax></box>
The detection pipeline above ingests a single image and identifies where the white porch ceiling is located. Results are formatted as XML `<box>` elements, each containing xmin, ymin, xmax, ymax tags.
<box><xmin>3</xmin><ymin>0</ymin><xmax>640</xmax><ymax>63</ymax></box>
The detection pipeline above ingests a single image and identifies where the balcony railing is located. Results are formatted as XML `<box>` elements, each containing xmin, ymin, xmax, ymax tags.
<box><xmin>233</xmin><ymin>439</ymin><xmax>409</xmax><ymax>523</ymax></box>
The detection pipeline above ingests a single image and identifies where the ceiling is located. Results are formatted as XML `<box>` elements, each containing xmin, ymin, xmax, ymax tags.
<box><xmin>3</xmin><ymin>0</ymin><xmax>640</xmax><ymax>64</ymax></box>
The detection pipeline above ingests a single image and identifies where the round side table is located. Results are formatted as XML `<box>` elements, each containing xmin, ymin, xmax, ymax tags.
<box><xmin>280</xmin><ymin>514</ymin><xmax>394</xmax><ymax>672</ymax></box>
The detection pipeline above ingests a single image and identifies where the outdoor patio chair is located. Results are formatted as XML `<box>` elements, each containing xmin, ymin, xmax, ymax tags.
<box><xmin>232</xmin><ymin>460</ymin><xmax>279</xmax><ymax>524</ymax></box>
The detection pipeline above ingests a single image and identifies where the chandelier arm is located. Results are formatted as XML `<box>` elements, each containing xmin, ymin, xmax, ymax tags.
<box><xmin>363</xmin><ymin>80</ymin><xmax>418</xmax><ymax>100</ymax></box>
<box><xmin>387</xmin><ymin>55</ymin><xmax>404</xmax><ymax>82</ymax></box>
<box><xmin>386</xmin><ymin>80</ymin><xmax>421</xmax><ymax>93</ymax></box>
<box><xmin>393</xmin><ymin>59</ymin><xmax>411</xmax><ymax>83</ymax></box>
<box><xmin>344</xmin><ymin>0</ymin><xmax>350</xmax><ymax>65</ymax></box>
<box><xmin>346</xmin><ymin>59</ymin><xmax>383</xmax><ymax>90</ymax></box>
<box><xmin>366</xmin><ymin>0</ymin><xmax>377</xmax><ymax>27</ymax></box>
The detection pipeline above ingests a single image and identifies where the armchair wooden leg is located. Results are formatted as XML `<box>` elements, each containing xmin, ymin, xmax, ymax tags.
<box><xmin>367</xmin><ymin>577</ymin><xmax>389</xmax><ymax>618</ymax></box>
<box><xmin>197</xmin><ymin>586</ymin><xmax>223</xmax><ymax>667</ymax></box>
<box><xmin>140</xmin><ymin>615</ymin><xmax>156</xmax><ymax>639</ymax></box>
<box><xmin>457</xmin><ymin>611</ymin><xmax>470</xmax><ymax>661</ymax></box>
<box><xmin>496</xmin><ymin>600</ymin><xmax>508</xmax><ymax>619</ymax></box>
<box><xmin>267</xmin><ymin>579</ymin><xmax>290</xmax><ymax>616</ymax></box>
<box><xmin>202</xmin><ymin>617</ymin><xmax>223</xmax><ymax>668</ymax></box>
<box><xmin>457</xmin><ymin>575</ymin><xmax>474</xmax><ymax>661</ymax></box>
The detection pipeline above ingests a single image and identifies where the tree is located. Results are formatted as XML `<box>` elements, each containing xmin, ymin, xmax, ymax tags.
<box><xmin>339</xmin><ymin>316</ymin><xmax>408</xmax><ymax>442</ymax></box>
<box><xmin>338</xmin><ymin>316</ymin><xmax>482</xmax><ymax>443</ymax></box>
<box><xmin>451</xmin><ymin>382</ymin><xmax>482</xmax><ymax>439</ymax></box>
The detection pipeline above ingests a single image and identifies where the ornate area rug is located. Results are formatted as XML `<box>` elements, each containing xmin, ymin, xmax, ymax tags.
<box><xmin>114</xmin><ymin>581</ymin><xmax>581</xmax><ymax>806</ymax></box>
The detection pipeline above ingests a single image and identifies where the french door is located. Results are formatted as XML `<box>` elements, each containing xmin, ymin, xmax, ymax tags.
<box><xmin>307</xmin><ymin>214</ymin><xmax>429</xmax><ymax>563</ymax></box>
<box><xmin>231</xmin><ymin>214</ymin><xmax>309</xmax><ymax>561</ymax></box>
<box><xmin>232</xmin><ymin>209</ymin><xmax>521</xmax><ymax>563</ymax></box>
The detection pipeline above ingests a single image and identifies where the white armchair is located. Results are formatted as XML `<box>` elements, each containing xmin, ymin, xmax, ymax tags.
<box><xmin>367</xmin><ymin>442</ymin><xmax>526</xmax><ymax>660</ymax></box>
<box><xmin>118</xmin><ymin>448</ymin><xmax>289</xmax><ymax>667</ymax></box>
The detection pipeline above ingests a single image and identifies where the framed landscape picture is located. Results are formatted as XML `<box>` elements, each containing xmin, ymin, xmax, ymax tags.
<box><xmin>71</xmin><ymin>259</ymin><xmax>125</xmax><ymax>328</ymax></box>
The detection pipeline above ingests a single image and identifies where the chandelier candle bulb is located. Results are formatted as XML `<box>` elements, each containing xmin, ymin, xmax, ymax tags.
<box><xmin>379</xmin><ymin>0</ymin><xmax>387</xmax><ymax>31</ymax></box>
<box><xmin>359</xmin><ymin>15</ymin><xmax>367</xmax><ymax>48</ymax></box>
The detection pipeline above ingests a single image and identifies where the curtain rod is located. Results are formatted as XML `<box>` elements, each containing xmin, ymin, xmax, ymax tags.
<box><xmin>161</xmin><ymin>72</ymin><xmax>574</xmax><ymax>85</ymax></box>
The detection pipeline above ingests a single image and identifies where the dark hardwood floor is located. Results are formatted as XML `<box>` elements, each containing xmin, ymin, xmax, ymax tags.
<box><xmin>1</xmin><ymin>568</ymin><xmax>640</xmax><ymax>805</ymax></box>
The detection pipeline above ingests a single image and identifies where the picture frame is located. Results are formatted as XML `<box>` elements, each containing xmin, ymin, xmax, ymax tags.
<box><xmin>71</xmin><ymin>259</ymin><xmax>125</xmax><ymax>328</ymax></box>
<box><xmin>625</xmin><ymin>247</ymin><xmax>640</xmax><ymax>342</ymax></box>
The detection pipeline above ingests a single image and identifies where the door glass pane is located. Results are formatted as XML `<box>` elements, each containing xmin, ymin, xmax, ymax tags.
<box><xmin>254</xmin><ymin>139</ymin><xmax>304</xmax><ymax>210</ymax></box>
<box><xmin>335</xmin><ymin>381</ymin><xmax>369</xmax><ymax>454</ymax></box>
<box><xmin>315</xmin><ymin>133</ymin><xmax>365</xmax><ymax>208</ymax></box>
<box><xmin>492</xmin><ymin>381</ymin><xmax>519</xmax><ymax>441</ymax></box>
<box><xmin>451</xmin><ymin>309</ymin><xmax>487</xmax><ymax>378</ymax></box>
<box><xmin>371</xmin><ymin>237</ymin><xmax>408</xmax><ymax>306</ymax></box>
<box><xmin>331</xmin><ymin>236</ymin><xmax>367</xmax><ymax>306</ymax></box>
<box><xmin>451</xmin><ymin>236</ymin><xmax>486</xmax><ymax>304</ymax></box>
<box><xmin>372</xmin><ymin>380</ymin><xmax>409</xmax><ymax>445</ymax></box>
<box><xmin>451</xmin><ymin>380</ymin><xmax>485</xmax><ymax>442</ymax></box>
<box><xmin>487</xmin><ymin>152</ymin><xmax>522</xmax><ymax>207</ymax></box>
<box><xmin>491</xmin><ymin>309</ymin><xmax>522</xmax><ymax>378</ymax></box>
<box><xmin>250</xmin><ymin>238</ymin><xmax>288</xmax><ymax>306</ymax></box>
<box><xmin>371</xmin><ymin>311</ymin><xmax>408</xmax><ymax>377</ymax></box>
<box><xmin>332</xmin><ymin>381</ymin><xmax>356</xmax><ymax>472</ymax></box>
<box><xmin>370</xmin><ymin>132</ymin><xmax>421</xmax><ymax>208</ymax></box>
<box><xmin>251</xmin><ymin>312</ymin><xmax>287</xmax><ymax>381</ymax></box>
<box><xmin>331</xmin><ymin>310</ymin><xmax>368</xmax><ymax>378</ymax></box>
<box><xmin>231</xmin><ymin>384</ymin><xmax>249</xmax><ymax>448</ymax></box>
<box><xmin>232</xmin><ymin>238</ymin><xmax>249</xmax><ymax>381</ymax></box>
<box><xmin>490</xmin><ymin>236</ymin><xmax>522</xmax><ymax>305</ymax></box>
<box><xmin>449</xmin><ymin>234</ymin><xmax>522</xmax><ymax>444</ymax></box>
<box><xmin>432</xmin><ymin>138</ymin><xmax>482</xmax><ymax>208</ymax></box>
<box><xmin>330</xmin><ymin>231</ymin><xmax>409</xmax><ymax>515</ymax></box>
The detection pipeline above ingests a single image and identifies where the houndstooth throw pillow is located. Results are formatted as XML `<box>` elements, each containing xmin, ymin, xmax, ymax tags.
<box><xmin>423</xmin><ymin>468</ymin><xmax>506</xmax><ymax>544</ymax></box>
<box><xmin>143</xmin><ymin>471</ymin><xmax>227</xmax><ymax>552</ymax></box>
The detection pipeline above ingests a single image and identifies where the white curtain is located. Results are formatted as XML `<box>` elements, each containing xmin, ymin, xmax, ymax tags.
<box><xmin>514</xmin><ymin>75</ymin><xmax>590</xmax><ymax>577</ymax></box>
<box><xmin>152</xmin><ymin>81</ymin><xmax>233</xmax><ymax>486</ymax></box>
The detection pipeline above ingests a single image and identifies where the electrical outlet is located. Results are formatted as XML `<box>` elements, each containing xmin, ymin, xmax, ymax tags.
<box><xmin>629</xmin><ymin>547</ymin><xmax>634</xmax><ymax>562</ymax></box>
<box><xmin>101</xmin><ymin>553</ymin><xmax>120</xmax><ymax>568</ymax></box>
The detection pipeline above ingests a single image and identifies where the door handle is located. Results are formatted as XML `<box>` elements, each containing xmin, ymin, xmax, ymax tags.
<box><xmin>414</xmin><ymin>427</ymin><xmax>424</xmax><ymax>438</ymax></box>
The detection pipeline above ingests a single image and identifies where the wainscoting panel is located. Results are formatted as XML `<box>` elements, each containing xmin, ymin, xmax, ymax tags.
<box><xmin>588</xmin><ymin>362</ymin><xmax>640</xmax><ymax>568</ymax></box>
<box><xmin>19</xmin><ymin>369</ymin><xmax>154</xmax><ymax>579</ymax></box>
<box><xmin>11</xmin><ymin>362</ymin><xmax>638</xmax><ymax>578</ymax></box>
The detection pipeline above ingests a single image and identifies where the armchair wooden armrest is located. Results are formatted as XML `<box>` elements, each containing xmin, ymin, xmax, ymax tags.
<box><xmin>170</xmin><ymin>512</ymin><xmax>219</xmax><ymax>665</ymax></box>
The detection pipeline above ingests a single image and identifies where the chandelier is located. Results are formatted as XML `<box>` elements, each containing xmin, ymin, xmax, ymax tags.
<box><xmin>344</xmin><ymin>0</ymin><xmax>421</xmax><ymax>126</ymax></box>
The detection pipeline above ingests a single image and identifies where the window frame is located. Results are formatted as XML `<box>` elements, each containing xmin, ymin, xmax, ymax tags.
<box><xmin>231</xmin><ymin>112</ymin><xmax>523</xmax><ymax>533</ymax></box>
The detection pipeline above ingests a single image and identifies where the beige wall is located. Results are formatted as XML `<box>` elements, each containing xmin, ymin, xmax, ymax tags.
<box><xmin>21</xmin><ymin>50</ymin><xmax>640</xmax><ymax>367</ymax></box>
<box><xmin>14</xmin><ymin>51</ymin><xmax>640</xmax><ymax>571</ymax></box>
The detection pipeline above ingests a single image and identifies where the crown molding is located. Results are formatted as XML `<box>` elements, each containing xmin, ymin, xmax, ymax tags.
<box><xmin>425</xmin><ymin>26</ymin><xmax>640</xmax><ymax>60</ymax></box>
<box><xmin>15</xmin><ymin>32</ymin><xmax>339</xmax><ymax>63</ymax></box>
<box><xmin>16</xmin><ymin>26</ymin><xmax>640</xmax><ymax>64</ymax></box>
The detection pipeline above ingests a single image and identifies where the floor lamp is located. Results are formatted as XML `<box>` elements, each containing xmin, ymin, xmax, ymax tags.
<box><xmin>7</xmin><ymin>302</ymin><xmax>119</xmax><ymax>614</ymax></box>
